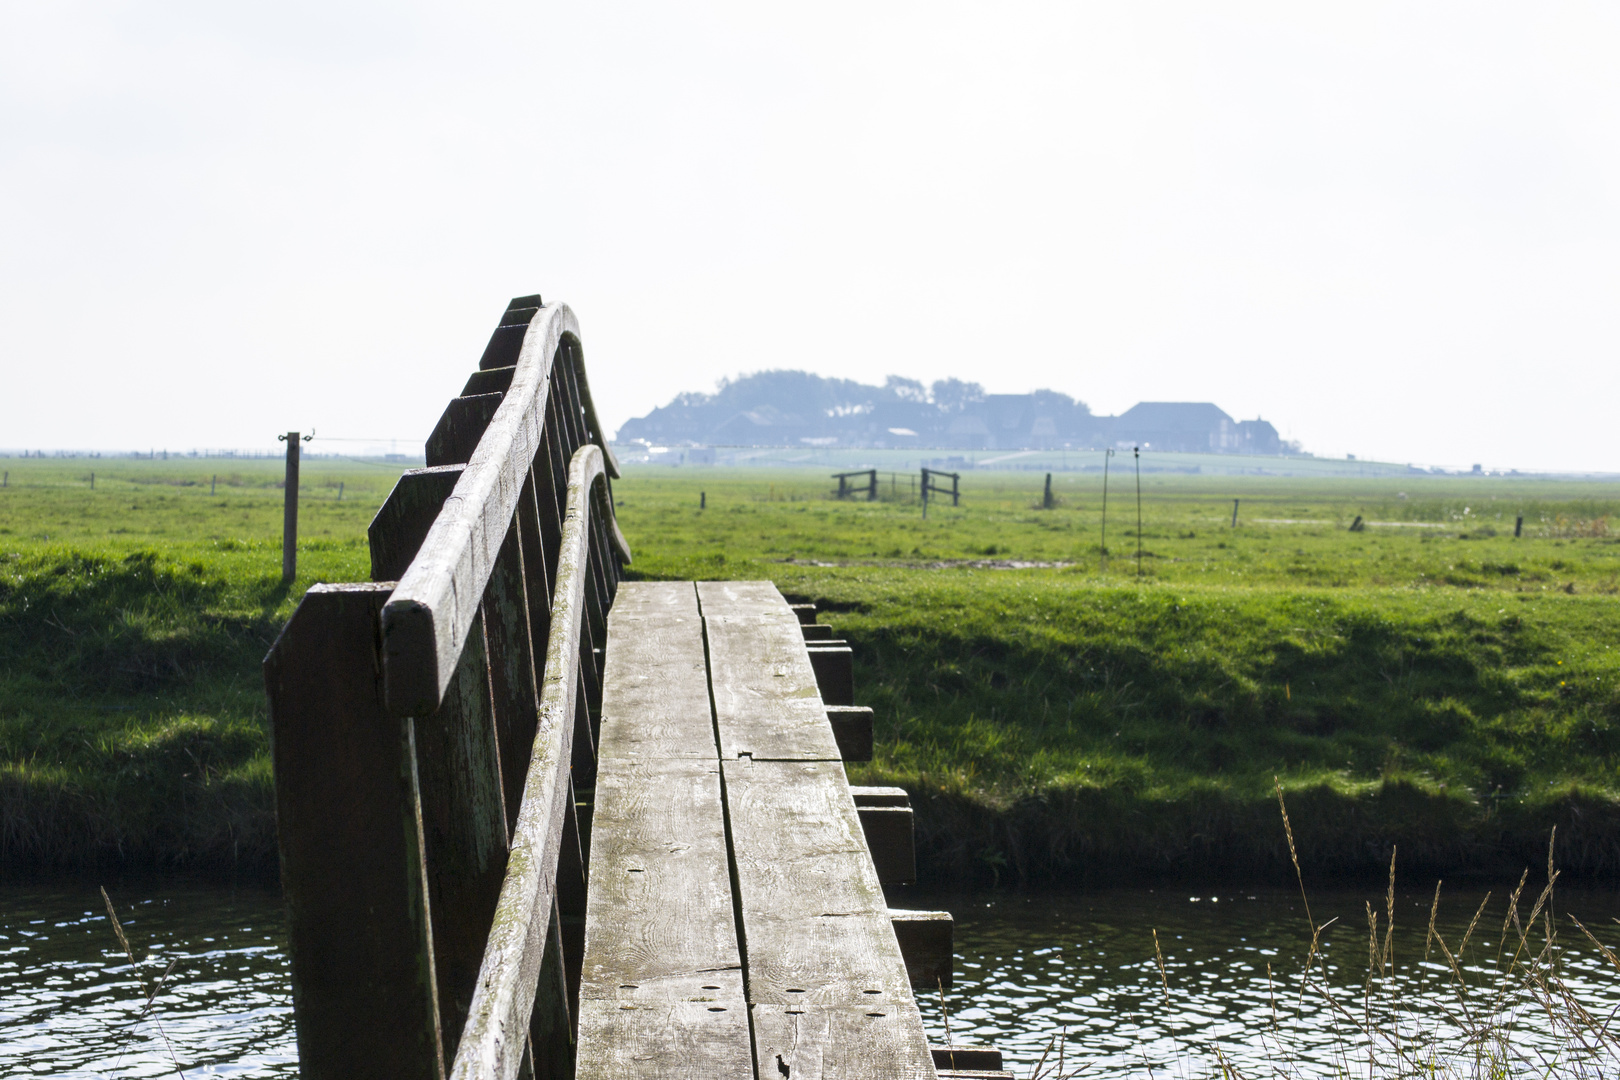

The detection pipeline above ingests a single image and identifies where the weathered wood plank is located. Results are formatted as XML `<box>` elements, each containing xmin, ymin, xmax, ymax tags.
<box><xmin>801</xmin><ymin>623</ymin><xmax>835</xmax><ymax>641</ymax></box>
<box><xmin>721</xmin><ymin>758</ymin><xmax>916</xmax><ymax>1008</ymax></box>
<box><xmin>610</xmin><ymin>580</ymin><xmax>699</xmax><ymax>618</ymax></box>
<box><xmin>703</xmin><ymin>616</ymin><xmax>842</xmax><ymax>762</ymax></box>
<box><xmin>580</xmin><ymin>760</ymin><xmax>741</xmax><ymax>995</ymax></box>
<box><xmin>752</xmin><ymin>1003</ymin><xmax>934</xmax><ymax>1080</ymax></box>
<box><xmin>264</xmin><ymin>582</ymin><xmax>442</xmax><ymax>1080</ymax></box>
<box><xmin>697</xmin><ymin>580</ymin><xmax>795</xmax><ymax>619</ymax></box>
<box><xmin>576</xmin><ymin>992</ymin><xmax>751</xmax><ymax>1080</ymax></box>
<box><xmin>597</xmin><ymin>614</ymin><xmax>714</xmax><ymax>761</ymax></box>
<box><xmin>577</xmin><ymin>595</ymin><xmax>749</xmax><ymax>1078</ymax></box>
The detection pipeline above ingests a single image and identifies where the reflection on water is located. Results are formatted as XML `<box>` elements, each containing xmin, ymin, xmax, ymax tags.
<box><xmin>0</xmin><ymin>882</ymin><xmax>295</xmax><ymax>1078</ymax></box>
<box><xmin>913</xmin><ymin>884</ymin><xmax>1620</xmax><ymax>1078</ymax></box>
<box><xmin>6</xmin><ymin>880</ymin><xmax>1620</xmax><ymax>1077</ymax></box>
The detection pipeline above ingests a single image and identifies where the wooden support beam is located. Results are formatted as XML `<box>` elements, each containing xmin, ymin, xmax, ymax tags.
<box><xmin>264</xmin><ymin>583</ymin><xmax>442</xmax><ymax>1080</ymax></box>
<box><xmin>801</xmin><ymin>623</ymin><xmax>835</xmax><ymax>641</ymax></box>
<box><xmin>462</xmin><ymin>365</ymin><xmax>516</xmax><ymax>397</ymax></box>
<box><xmin>851</xmin><ymin>786</ymin><xmax>909</xmax><ymax>808</ymax></box>
<box><xmin>827</xmin><ymin>706</ymin><xmax>874</xmax><ymax>763</ymax></box>
<box><xmin>857</xmin><ymin>805</ymin><xmax>916</xmax><ymax>884</ymax></box>
<box><xmin>369</xmin><ymin>466</ymin><xmax>464</xmax><ymax>581</ymax></box>
<box><xmin>891</xmin><ymin>910</ymin><xmax>952</xmax><ymax>990</ymax></box>
<box><xmin>426</xmin><ymin>393</ymin><xmax>505</xmax><ymax>468</ymax></box>
<box><xmin>806</xmin><ymin>644</ymin><xmax>854</xmax><ymax>707</ymax></box>
<box><xmin>790</xmin><ymin>602</ymin><xmax>817</xmax><ymax>625</ymax></box>
<box><xmin>931</xmin><ymin>1047</ymin><xmax>1004</xmax><ymax>1071</ymax></box>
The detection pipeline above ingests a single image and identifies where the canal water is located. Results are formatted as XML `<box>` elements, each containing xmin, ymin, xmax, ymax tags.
<box><xmin>5</xmin><ymin>879</ymin><xmax>1620</xmax><ymax>1077</ymax></box>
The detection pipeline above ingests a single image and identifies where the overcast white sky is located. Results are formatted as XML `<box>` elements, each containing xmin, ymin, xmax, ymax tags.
<box><xmin>2</xmin><ymin>2</ymin><xmax>1617</xmax><ymax>470</ymax></box>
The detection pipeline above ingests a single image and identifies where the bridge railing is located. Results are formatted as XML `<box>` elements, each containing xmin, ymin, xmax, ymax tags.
<box><xmin>265</xmin><ymin>295</ymin><xmax>628</xmax><ymax>1080</ymax></box>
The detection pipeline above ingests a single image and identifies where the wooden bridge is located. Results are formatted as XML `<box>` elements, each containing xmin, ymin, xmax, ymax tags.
<box><xmin>264</xmin><ymin>298</ymin><xmax>1004</xmax><ymax>1080</ymax></box>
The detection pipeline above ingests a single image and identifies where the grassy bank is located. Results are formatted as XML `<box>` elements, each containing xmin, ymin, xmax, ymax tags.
<box><xmin>0</xmin><ymin>457</ymin><xmax>391</xmax><ymax>872</ymax></box>
<box><xmin>624</xmin><ymin>469</ymin><xmax>1620</xmax><ymax>884</ymax></box>
<box><xmin>4</xmin><ymin>458</ymin><xmax>1620</xmax><ymax>882</ymax></box>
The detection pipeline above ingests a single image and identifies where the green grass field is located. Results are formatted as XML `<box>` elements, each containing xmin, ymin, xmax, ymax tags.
<box><xmin>4</xmin><ymin>456</ymin><xmax>1619</xmax><ymax>881</ymax></box>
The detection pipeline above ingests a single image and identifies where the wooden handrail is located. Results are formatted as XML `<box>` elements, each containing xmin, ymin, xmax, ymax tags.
<box><xmin>380</xmin><ymin>304</ymin><xmax>629</xmax><ymax>717</ymax></box>
<box><xmin>450</xmin><ymin>443</ymin><xmax>609</xmax><ymax>1080</ymax></box>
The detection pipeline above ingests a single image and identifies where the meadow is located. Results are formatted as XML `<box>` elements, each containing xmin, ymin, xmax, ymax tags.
<box><xmin>4</xmin><ymin>456</ymin><xmax>1620</xmax><ymax>883</ymax></box>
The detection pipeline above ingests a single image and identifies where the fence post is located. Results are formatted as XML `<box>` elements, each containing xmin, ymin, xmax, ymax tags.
<box><xmin>1231</xmin><ymin>498</ymin><xmax>1239</xmax><ymax>528</ymax></box>
<box><xmin>1043</xmin><ymin>472</ymin><xmax>1052</xmax><ymax>509</ymax></box>
<box><xmin>280</xmin><ymin>432</ymin><xmax>301</xmax><ymax>584</ymax></box>
<box><xmin>264</xmin><ymin>583</ymin><xmax>444</xmax><ymax>1080</ymax></box>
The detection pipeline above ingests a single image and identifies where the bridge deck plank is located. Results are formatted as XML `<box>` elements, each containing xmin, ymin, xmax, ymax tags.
<box><xmin>696</xmin><ymin>583</ymin><xmax>931</xmax><ymax>1079</ymax></box>
<box><xmin>577</xmin><ymin>583</ymin><xmax>750</xmax><ymax>1080</ymax></box>
<box><xmin>598</xmin><ymin>584</ymin><xmax>713</xmax><ymax>761</ymax></box>
<box><xmin>700</xmin><ymin>594</ymin><xmax>842</xmax><ymax>763</ymax></box>
<box><xmin>723</xmin><ymin>757</ymin><xmax>933</xmax><ymax>1080</ymax></box>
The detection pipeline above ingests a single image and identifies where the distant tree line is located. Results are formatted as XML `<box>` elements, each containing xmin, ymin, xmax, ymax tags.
<box><xmin>617</xmin><ymin>370</ymin><xmax>1289</xmax><ymax>454</ymax></box>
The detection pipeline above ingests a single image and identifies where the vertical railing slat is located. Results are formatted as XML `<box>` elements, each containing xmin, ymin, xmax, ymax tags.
<box><xmin>414</xmin><ymin>615</ymin><xmax>510</xmax><ymax>1060</ymax></box>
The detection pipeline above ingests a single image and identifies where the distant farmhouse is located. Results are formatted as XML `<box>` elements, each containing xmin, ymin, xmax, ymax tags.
<box><xmin>616</xmin><ymin>371</ymin><xmax>1292</xmax><ymax>454</ymax></box>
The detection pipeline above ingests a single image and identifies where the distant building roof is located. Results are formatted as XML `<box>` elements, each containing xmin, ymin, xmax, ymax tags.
<box><xmin>1116</xmin><ymin>402</ymin><xmax>1235</xmax><ymax>431</ymax></box>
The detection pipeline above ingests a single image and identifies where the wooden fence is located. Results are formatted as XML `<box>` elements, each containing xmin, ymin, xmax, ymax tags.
<box><xmin>264</xmin><ymin>295</ymin><xmax>629</xmax><ymax>1080</ymax></box>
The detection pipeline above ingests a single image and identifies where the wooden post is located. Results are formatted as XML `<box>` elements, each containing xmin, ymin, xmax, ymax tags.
<box><xmin>1231</xmin><ymin>498</ymin><xmax>1239</xmax><ymax>527</ymax></box>
<box><xmin>89</xmin><ymin>472</ymin><xmax>94</xmax><ymax>490</ymax></box>
<box><xmin>264</xmin><ymin>583</ymin><xmax>444</xmax><ymax>1080</ymax></box>
<box><xmin>700</xmin><ymin>490</ymin><xmax>706</xmax><ymax>509</ymax></box>
<box><xmin>868</xmin><ymin>469</ymin><xmax>877</xmax><ymax>501</ymax></box>
<box><xmin>281</xmin><ymin>432</ymin><xmax>301</xmax><ymax>584</ymax></box>
<box><xmin>211</xmin><ymin>475</ymin><xmax>216</xmax><ymax>496</ymax></box>
<box><xmin>1043</xmin><ymin>472</ymin><xmax>1052</xmax><ymax>509</ymax></box>
<box><xmin>1516</xmin><ymin>515</ymin><xmax>1524</xmax><ymax>538</ymax></box>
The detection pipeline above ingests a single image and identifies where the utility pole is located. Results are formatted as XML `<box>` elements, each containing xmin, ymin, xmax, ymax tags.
<box><xmin>279</xmin><ymin>431</ymin><xmax>313</xmax><ymax>584</ymax></box>
<box><xmin>1134</xmin><ymin>447</ymin><xmax>1143</xmax><ymax>577</ymax></box>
